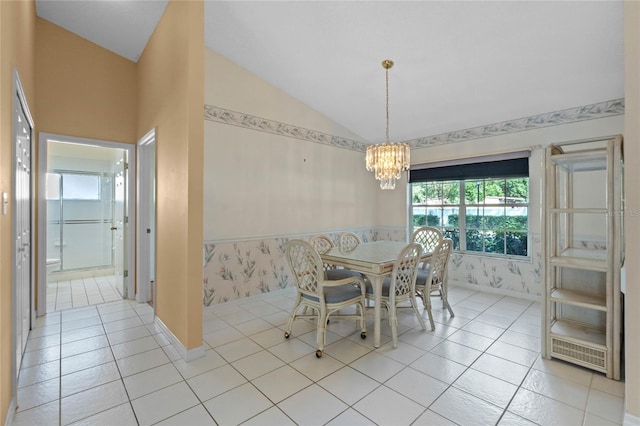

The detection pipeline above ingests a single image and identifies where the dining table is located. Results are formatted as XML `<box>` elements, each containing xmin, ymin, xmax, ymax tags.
<box><xmin>321</xmin><ymin>240</ymin><xmax>430</xmax><ymax>348</ymax></box>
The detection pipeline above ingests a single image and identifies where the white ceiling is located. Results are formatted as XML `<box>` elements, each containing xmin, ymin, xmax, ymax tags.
<box><xmin>35</xmin><ymin>1</ymin><xmax>624</xmax><ymax>145</ymax></box>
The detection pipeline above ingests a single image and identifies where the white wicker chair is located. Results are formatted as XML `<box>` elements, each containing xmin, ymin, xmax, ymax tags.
<box><xmin>309</xmin><ymin>234</ymin><xmax>366</xmax><ymax>281</ymax></box>
<box><xmin>411</xmin><ymin>226</ymin><xmax>443</xmax><ymax>254</ymax></box>
<box><xmin>338</xmin><ymin>232</ymin><xmax>361</xmax><ymax>251</ymax></box>
<box><xmin>285</xmin><ymin>239</ymin><xmax>367</xmax><ymax>358</ymax></box>
<box><xmin>365</xmin><ymin>242</ymin><xmax>426</xmax><ymax>348</ymax></box>
<box><xmin>415</xmin><ymin>238</ymin><xmax>455</xmax><ymax>330</ymax></box>
<box><xmin>309</xmin><ymin>234</ymin><xmax>335</xmax><ymax>256</ymax></box>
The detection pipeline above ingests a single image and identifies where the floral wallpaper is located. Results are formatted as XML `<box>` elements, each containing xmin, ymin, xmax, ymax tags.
<box><xmin>202</xmin><ymin>228</ymin><xmax>405</xmax><ymax>306</ymax></box>
<box><xmin>447</xmin><ymin>234</ymin><xmax>543</xmax><ymax>296</ymax></box>
<box><xmin>203</xmin><ymin>228</ymin><xmax>564</xmax><ymax>305</ymax></box>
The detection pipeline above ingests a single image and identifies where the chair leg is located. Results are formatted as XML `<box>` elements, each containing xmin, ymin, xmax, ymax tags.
<box><xmin>425</xmin><ymin>294</ymin><xmax>436</xmax><ymax>331</ymax></box>
<box><xmin>442</xmin><ymin>285</ymin><xmax>455</xmax><ymax>317</ymax></box>
<box><xmin>410</xmin><ymin>296</ymin><xmax>427</xmax><ymax>331</ymax></box>
<box><xmin>315</xmin><ymin>307</ymin><xmax>327</xmax><ymax>358</ymax></box>
<box><xmin>416</xmin><ymin>288</ymin><xmax>427</xmax><ymax>308</ymax></box>
<box><xmin>359</xmin><ymin>303</ymin><xmax>367</xmax><ymax>337</ymax></box>
<box><xmin>389</xmin><ymin>304</ymin><xmax>398</xmax><ymax>348</ymax></box>
<box><xmin>284</xmin><ymin>297</ymin><xmax>302</xmax><ymax>338</ymax></box>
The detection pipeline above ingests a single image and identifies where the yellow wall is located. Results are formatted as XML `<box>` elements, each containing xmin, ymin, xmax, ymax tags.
<box><xmin>0</xmin><ymin>0</ymin><xmax>36</xmax><ymax>419</ymax></box>
<box><xmin>137</xmin><ymin>0</ymin><xmax>204</xmax><ymax>350</ymax></box>
<box><xmin>35</xmin><ymin>18</ymin><xmax>137</xmax><ymax>143</ymax></box>
<box><xmin>624</xmin><ymin>0</ymin><xmax>639</xmax><ymax>419</ymax></box>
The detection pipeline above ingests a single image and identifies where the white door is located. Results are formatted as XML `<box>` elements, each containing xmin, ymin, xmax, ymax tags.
<box><xmin>136</xmin><ymin>130</ymin><xmax>156</xmax><ymax>306</ymax></box>
<box><xmin>14</xmin><ymin>87</ymin><xmax>32</xmax><ymax>375</ymax></box>
<box><xmin>112</xmin><ymin>151</ymin><xmax>127</xmax><ymax>297</ymax></box>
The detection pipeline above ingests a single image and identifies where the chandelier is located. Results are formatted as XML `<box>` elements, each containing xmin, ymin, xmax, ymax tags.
<box><xmin>365</xmin><ymin>59</ymin><xmax>410</xmax><ymax>190</ymax></box>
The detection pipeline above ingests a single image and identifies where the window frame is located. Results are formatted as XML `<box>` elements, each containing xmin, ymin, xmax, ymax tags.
<box><xmin>408</xmin><ymin>155</ymin><xmax>531</xmax><ymax>260</ymax></box>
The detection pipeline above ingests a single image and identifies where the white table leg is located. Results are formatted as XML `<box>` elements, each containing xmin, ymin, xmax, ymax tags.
<box><xmin>369</xmin><ymin>274</ymin><xmax>383</xmax><ymax>348</ymax></box>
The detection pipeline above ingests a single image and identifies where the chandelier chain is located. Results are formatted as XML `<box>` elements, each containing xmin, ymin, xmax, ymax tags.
<box><xmin>385</xmin><ymin>66</ymin><xmax>390</xmax><ymax>143</ymax></box>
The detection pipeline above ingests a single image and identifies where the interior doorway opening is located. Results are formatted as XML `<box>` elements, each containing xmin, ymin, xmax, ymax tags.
<box><xmin>38</xmin><ymin>134</ymin><xmax>136</xmax><ymax>314</ymax></box>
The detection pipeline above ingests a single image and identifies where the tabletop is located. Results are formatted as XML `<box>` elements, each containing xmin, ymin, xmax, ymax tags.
<box><xmin>321</xmin><ymin>241</ymin><xmax>413</xmax><ymax>275</ymax></box>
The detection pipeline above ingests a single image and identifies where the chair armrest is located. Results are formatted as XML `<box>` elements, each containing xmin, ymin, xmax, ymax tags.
<box><xmin>322</xmin><ymin>276</ymin><xmax>365</xmax><ymax>288</ymax></box>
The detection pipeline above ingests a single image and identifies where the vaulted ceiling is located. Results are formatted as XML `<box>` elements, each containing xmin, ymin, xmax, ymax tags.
<box><xmin>35</xmin><ymin>0</ymin><xmax>624</xmax><ymax>144</ymax></box>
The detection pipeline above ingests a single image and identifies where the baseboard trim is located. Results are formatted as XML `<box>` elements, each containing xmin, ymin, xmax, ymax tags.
<box><xmin>4</xmin><ymin>397</ymin><xmax>16</xmax><ymax>426</ymax></box>
<box><xmin>154</xmin><ymin>317</ymin><xmax>205</xmax><ymax>362</ymax></box>
<box><xmin>451</xmin><ymin>280</ymin><xmax>542</xmax><ymax>302</ymax></box>
<box><xmin>624</xmin><ymin>410</ymin><xmax>640</xmax><ymax>426</ymax></box>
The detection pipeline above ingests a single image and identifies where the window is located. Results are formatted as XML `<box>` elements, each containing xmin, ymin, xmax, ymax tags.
<box><xmin>62</xmin><ymin>173</ymin><xmax>101</xmax><ymax>200</ymax></box>
<box><xmin>410</xmin><ymin>155</ymin><xmax>529</xmax><ymax>257</ymax></box>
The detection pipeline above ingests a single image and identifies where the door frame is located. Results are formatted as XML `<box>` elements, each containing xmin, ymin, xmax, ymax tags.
<box><xmin>37</xmin><ymin>133</ymin><xmax>136</xmax><ymax>313</ymax></box>
<box><xmin>12</xmin><ymin>69</ymin><xmax>35</xmax><ymax>403</ymax></box>
<box><xmin>136</xmin><ymin>128</ymin><xmax>156</xmax><ymax>306</ymax></box>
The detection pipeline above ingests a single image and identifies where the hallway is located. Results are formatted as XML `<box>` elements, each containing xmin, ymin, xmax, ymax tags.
<box><xmin>47</xmin><ymin>275</ymin><xmax>121</xmax><ymax>313</ymax></box>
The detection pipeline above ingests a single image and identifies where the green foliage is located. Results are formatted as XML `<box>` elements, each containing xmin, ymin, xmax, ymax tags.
<box><xmin>465</xmin><ymin>178</ymin><xmax>528</xmax><ymax>203</ymax></box>
<box><xmin>413</xmin><ymin>213</ymin><xmax>441</xmax><ymax>227</ymax></box>
<box><xmin>465</xmin><ymin>230</ymin><xmax>528</xmax><ymax>256</ymax></box>
<box><xmin>447</xmin><ymin>214</ymin><xmax>527</xmax><ymax>230</ymax></box>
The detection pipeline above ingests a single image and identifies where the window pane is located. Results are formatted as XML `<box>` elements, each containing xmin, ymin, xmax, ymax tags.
<box><xmin>62</xmin><ymin>174</ymin><xmax>100</xmax><ymax>200</ymax></box>
<box><xmin>443</xmin><ymin>228</ymin><xmax>460</xmax><ymax>250</ymax></box>
<box><xmin>426</xmin><ymin>182</ymin><xmax>442</xmax><ymax>203</ymax></box>
<box><xmin>466</xmin><ymin>207</ymin><xmax>483</xmax><ymax>229</ymax></box>
<box><xmin>484</xmin><ymin>206</ymin><xmax>505</xmax><ymax>229</ymax></box>
<box><xmin>427</xmin><ymin>208</ymin><xmax>442</xmax><ymax>226</ymax></box>
<box><xmin>484</xmin><ymin>179</ymin><xmax>506</xmax><ymax>204</ymax></box>
<box><xmin>506</xmin><ymin>178</ymin><xmax>529</xmax><ymax>202</ymax></box>
<box><xmin>466</xmin><ymin>229</ymin><xmax>483</xmax><ymax>252</ymax></box>
<box><xmin>484</xmin><ymin>230</ymin><xmax>504</xmax><ymax>254</ymax></box>
<box><xmin>506</xmin><ymin>231</ymin><xmax>528</xmax><ymax>256</ymax></box>
<box><xmin>506</xmin><ymin>207</ymin><xmax>528</xmax><ymax>230</ymax></box>
<box><xmin>442</xmin><ymin>181</ymin><xmax>460</xmax><ymax>204</ymax></box>
<box><xmin>412</xmin><ymin>182</ymin><xmax>427</xmax><ymax>204</ymax></box>
<box><xmin>443</xmin><ymin>207</ymin><xmax>459</xmax><ymax>228</ymax></box>
<box><xmin>412</xmin><ymin>207</ymin><xmax>427</xmax><ymax>227</ymax></box>
<box><xmin>465</xmin><ymin>180</ymin><xmax>484</xmax><ymax>204</ymax></box>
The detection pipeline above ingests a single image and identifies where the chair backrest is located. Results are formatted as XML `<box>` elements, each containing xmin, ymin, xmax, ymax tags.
<box><xmin>429</xmin><ymin>238</ymin><xmax>453</xmax><ymax>289</ymax></box>
<box><xmin>389</xmin><ymin>242</ymin><xmax>422</xmax><ymax>297</ymax></box>
<box><xmin>309</xmin><ymin>234</ymin><xmax>336</xmax><ymax>272</ymax></box>
<box><xmin>339</xmin><ymin>232</ymin><xmax>361</xmax><ymax>251</ymax></box>
<box><xmin>309</xmin><ymin>234</ymin><xmax>334</xmax><ymax>254</ymax></box>
<box><xmin>411</xmin><ymin>226</ymin><xmax>443</xmax><ymax>253</ymax></box>
<box><xmin>285</xmin><ymin>239</ymin><xmax>324</xmax><ymax>298</ymax></box>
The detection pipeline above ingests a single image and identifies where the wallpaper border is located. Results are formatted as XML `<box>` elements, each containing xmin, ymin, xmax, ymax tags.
<box><xmin>204</xmin><ymin>105</ymin><xmax>368</xmax><ymax>152</ymax></box>
<box><xmin>406</xmin><ymin>98</ymin><xmax>625</xmax><ymax>149</ymax></box>
<box><xmin>204</xmin><ymin>98</ymin><xmax>624</xmax><ymax>153</ymax></box>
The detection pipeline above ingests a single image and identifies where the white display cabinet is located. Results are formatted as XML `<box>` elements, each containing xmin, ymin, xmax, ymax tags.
<box><xmin>543</xmin><ymin>135</ymin><xmax>623</xmax><ymax>379</ymax></box>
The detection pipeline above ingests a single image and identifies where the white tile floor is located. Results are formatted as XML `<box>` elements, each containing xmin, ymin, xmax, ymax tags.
<box><xmin>14</xmin><ymin>286</ymin><xmax>625</xmax><ymax>426</ymax></box>
<box><xmin>47</xmin><ymin>275</ymin><xmax>122</xmax><ymax>313</ymax></box>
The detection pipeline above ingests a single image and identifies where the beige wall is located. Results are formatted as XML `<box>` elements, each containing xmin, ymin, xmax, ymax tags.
<box><xmin>0</xmin><ymin>0</ymin><xmax>36</xmax><ymax>419</ymax></box>
<box><xmin>138</xmin><ymin>0</ymin><xmax>204</xmax><ymax>350</ymax></box>
<box><xmin>35</xmin><ymin>18</ymin><xmax>137</xmax><ymax>143</ymax></box>
<box><xmin>624</xmin><ymin>1</ymin><xmax>639</xmax><ymax>419</ymax></box>
<box><xmin>204</xmin><ymin>49</ymin><xmax>402</xmax><ymax>241</ymax></box>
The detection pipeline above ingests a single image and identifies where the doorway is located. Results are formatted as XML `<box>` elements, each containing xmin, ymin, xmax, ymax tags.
<box><xmin>37</xmin><ymin>134</ymin><xmax>136</xmax><ymax>314</ymax></box>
